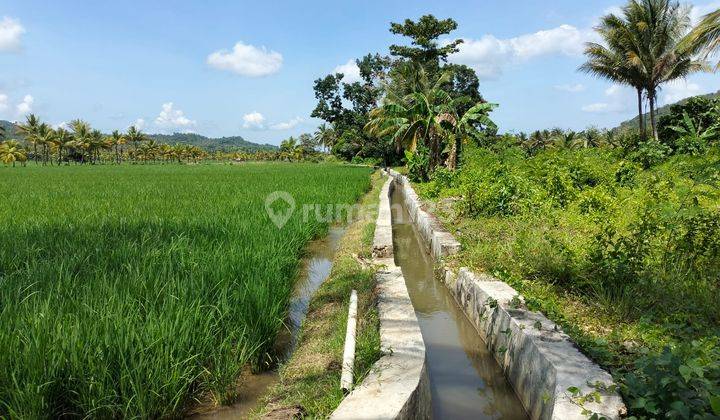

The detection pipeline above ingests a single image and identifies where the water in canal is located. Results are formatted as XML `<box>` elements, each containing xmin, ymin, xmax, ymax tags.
<box><xmin>391</xmin><ymin>188</ymin><xmax>528</xmax><ymax>420</ymax></box>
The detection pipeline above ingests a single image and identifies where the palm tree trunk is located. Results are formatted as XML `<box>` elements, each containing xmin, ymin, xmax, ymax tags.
<box><xmin>649</xmin><ymin>90</ymin><xmax>658</xmax><ymax>141</ymax></box>
<box><xmin>637</xmin><ymin>88</ymin><xmax>645</xmax><ymax>138</ymax></box>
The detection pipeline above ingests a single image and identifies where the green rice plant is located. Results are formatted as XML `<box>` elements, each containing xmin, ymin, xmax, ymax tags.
<box><xmin>0</xmin><ymin>163</ymin><xmax>372</xmax><ymax>418</ymax></box>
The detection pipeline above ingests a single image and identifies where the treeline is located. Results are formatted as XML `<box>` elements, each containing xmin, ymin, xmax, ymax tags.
<box><xmin>0</xmin><ymin>116</ymin><xmax>312</xmax><ymax>167</ymax></box>
<box><xmin>313</xmin><ymin>2</ymin><xmax>720</xmax><ymax>179</ymax></box>
<box><xmin>0</xmin><ymin>116</ymin><xmax>210</xmax><ymax>166</ymax></box>
<box><xmin>491</xmin><ymin>93</ymin><xmax>720</xmax><ymax>165</ymax></box>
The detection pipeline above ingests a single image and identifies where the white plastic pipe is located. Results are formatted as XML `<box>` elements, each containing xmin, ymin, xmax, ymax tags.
<box><xmin>341</xmin><ymin>290</ymin><xmax>358</xmax><ymax>392</ymax></box>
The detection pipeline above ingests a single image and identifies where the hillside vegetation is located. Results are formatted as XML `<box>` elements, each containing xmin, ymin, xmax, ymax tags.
<box><xmin>0</xmin><ymin>119</ymin><xmax>276</xmax><ymax>153</ymax></box>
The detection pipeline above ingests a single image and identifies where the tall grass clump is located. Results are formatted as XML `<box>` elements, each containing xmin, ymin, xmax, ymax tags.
<box><xmin>0</xmin><ymin>163</ymin><xmax>371</xmax><ymax>418</ymax></box>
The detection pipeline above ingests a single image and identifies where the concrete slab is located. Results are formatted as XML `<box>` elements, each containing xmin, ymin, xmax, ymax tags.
<box><xmin>332</xmin><ymin>174</ymin><xmax>430</xmax><ymax>420</ymax></box>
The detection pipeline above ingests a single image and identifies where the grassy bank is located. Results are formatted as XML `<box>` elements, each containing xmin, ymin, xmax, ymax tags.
<box><xmin>0</xmin><ymin>163</ymin><xmax>372</xmax><ymax>418</ymax></box>
<box><xmin>255</xmin><ymin>171</ymin><xmax>384</xmax><ymax>418</ymax></box>
<box><xmin>413</xmin><ymin>145</ymin><xmax>720</xmax><ymax>418</ymax></box>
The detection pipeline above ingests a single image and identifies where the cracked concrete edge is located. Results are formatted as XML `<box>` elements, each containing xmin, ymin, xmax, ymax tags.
<box><xmin>388</xmin><ymin>170</ymin><xmax>626</xmax><ymax>420</ymax></box>
<box><xmin>331</xmin><ymin>173</ymin><xmax>431</xmax><ymax>420</ymax></box>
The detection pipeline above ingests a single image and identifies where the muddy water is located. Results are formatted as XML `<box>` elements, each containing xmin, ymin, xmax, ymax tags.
<box><xmin>391</xmin><ymin>189</ymin><xmax>527</xmax><ymax>420</ymax></box>
<box><xmin>192</xmin><ymin>226</ymin><xmax>345</xmax><ymax>419</ymax></box>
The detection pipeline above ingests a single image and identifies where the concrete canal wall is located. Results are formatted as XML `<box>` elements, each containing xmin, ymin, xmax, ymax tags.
<box><xmin>389</xmin><ymin>170</ymin><xmax>626</xmax><ymax>420</ymax></box>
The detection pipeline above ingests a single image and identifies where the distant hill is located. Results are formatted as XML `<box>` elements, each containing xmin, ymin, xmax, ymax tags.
<box><xmin>146</xmin><ymin>132</ymin><xmax>276</xmax><ymax>152</ymax></box>
<box><xmin>0</xmin><ymin>120</ymin><xmax>18</xmax><ymax>138</ymax></box>
<box><xmin>617</xmin><ymin>90</ymin><xmax>720</xmax><ymax>131</ymax></box>
<box><xmin>0</xmin><ymin>120</ymin><xmax>276</xmax><ymax>152</ymax></box>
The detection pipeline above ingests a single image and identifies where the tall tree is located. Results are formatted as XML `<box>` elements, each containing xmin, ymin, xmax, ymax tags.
<box><xmin>69</xmin><ymin>119</ymin><xmax>92</xmax><ymax>163</ymax></box>
<box><xmin>125</xmin><ymin>125</ymin><xmax>147</xmax><ymax>154</ymax></box>
<box><xmin>582</xmin><ymin>20</ymin><xmax>648</xmax><ymax>137</ymax></box>
<box><xmin>52</xmin><ymin>128</ymin><xmax>73</xmax><ymax>165</ymax></box>
<box><xmin>616</xmin><ymin>0</ymin><xmax>704</xmax><ymax>140</ymax></box>
<box><xmin>16</xmin><ymin>114</ymin><xmax>41</xmax><ymax>164</ymax></box>
<box><xmin>389</xmin><ymin>15</ymin><xmax>463</xmax><ymax>76</ymax></box>
<box><xmin>366</xmin><ymin>67</ymin><xmax>494</xmax><ymax>172</ymax></box>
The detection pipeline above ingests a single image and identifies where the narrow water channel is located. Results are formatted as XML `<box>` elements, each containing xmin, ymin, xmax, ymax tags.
<box><xmin>192</xmin><ymin>226</ymin><xmax>345</xmax><ymax>419</ymax></box>
<box><xmin>390</xmin><ymin>189</ymin><xmax>528</xmax><ymax>420</ymax></box>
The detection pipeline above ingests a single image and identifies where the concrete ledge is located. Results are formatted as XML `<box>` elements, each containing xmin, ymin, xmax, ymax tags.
<box><xmin>389</xmin><ymin>171</ymin><xmax>626</xmax><ymax>420</ymax></box>
<box><xmin>372</xmin><ymin>174</ymin><xmax>394</xmax><ymax>259</ymax></box>
<box><xmin>332</xmin><ymin>174</ymin><xmax>430</xmax><ymax>420</ymax></box>
<box><xmin>389</xmin><ymin>170</ymin><xmax>460</xmax><ymax>259</ymax></box>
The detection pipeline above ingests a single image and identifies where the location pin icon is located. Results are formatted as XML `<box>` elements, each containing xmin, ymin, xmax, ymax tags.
<box><xmin>265</xmin><ymin>191</ymin><xmax>296</xmax><ymax>229</ymax></box>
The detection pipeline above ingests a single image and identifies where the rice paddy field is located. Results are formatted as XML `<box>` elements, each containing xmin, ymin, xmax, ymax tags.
<box><xmin>0</xmin><ymin>163</ymin><xmax>372</xmax><ymax>419</ymax></box>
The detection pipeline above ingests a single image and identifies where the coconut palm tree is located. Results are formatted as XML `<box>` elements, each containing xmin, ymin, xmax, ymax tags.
<box><xmin>366</xmin><ymin>66</ymin><xmax>490</xmax><ymax>171</ymax></box>
<box><xmin>109</xmin><ymin>130</ymin><xmax>126</xmax><ymax>164</ymax></box>
<box><xmin>602</xmin><ymin>0</ymin><xmax>706</xmax><ymax>140</ymax></box>
<box><xmin>68</xmin><ymin>120</ymin><xmax>92</xmax><ymax>163</ymax></box>
<box><xmin>125</xmin><ymin>126</ymin><xmax>146</xmax><ymax>155</ymax></box>
<box><xmin>444</xmin><ymin>102</ymin><xmax>497</xmax><ymax>169</ymax></box>
<box><xmin>314</xmin><ymin>123</ymin><xmax>336</xmax><ymax>153</ymax></box>
<box><xmin>582</xmin><ymin>31</ymin><xmax>648</xmax><ymax>137</ymax></box>
<box><xmin>34</xmin><ymin>123</ymin><xmax>56</xmax><ymax>165</ymax></box>
<box><xmin>16</xmin><ymin>114</ymin><xmax>41</xmax><ymax>164</ymax></box>
<box><xmin>51</xmin><ymin>128</ymin><xmax>73</xmax><ymax>165</ymax></box>
<box><xmin>0</xmin><ymin>140</ymin><xmax>28</xmax><ymax>167</ymax></box>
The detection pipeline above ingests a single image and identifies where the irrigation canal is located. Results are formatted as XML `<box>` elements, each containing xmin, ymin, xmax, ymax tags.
<box><xmin>391</xmin><ymin>188</ymin><xmax>528</xmax><ymax>419</ymax></box>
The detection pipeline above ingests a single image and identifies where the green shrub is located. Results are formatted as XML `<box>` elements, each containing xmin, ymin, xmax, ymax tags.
<box><xmin>630</xmin><ymin>140</ymin><xmax>672</xmax><ymax>169</ymax></box>
<box><xmin>658</xmin><ymin>96</ymin><xmax>720</xmax><ymax>147</ymax></box>
<box><xmin>576</xmin><ymin>186</ymin><xmax>613</xmax><ymax>214</ymax></box>
<box><xmin>405</xmin><ymin>145</ymin><xmax>430</xmax><ymax>182</ymax></box>
<box><xmin>621</xmin><ymin>338</ymin><xmax>720</xmax><ymax>419</ymax></box>
<box><xmin>461</xmin><ymin>164</ymin><xmax>534</xmax><ymax>216</ymax></box>
<box><xmin>615</xmin><ymin>161</ymin><xmax>641</xmax><ymax>186</ymax></box>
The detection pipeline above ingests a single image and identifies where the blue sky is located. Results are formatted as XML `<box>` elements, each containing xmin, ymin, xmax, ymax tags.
<box><xmin>1</xmin><ymin>0</ymin><xmax>719</xmax><ymax>145</ymax></box>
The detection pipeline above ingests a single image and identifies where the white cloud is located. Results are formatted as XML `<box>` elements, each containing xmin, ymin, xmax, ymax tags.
<box><xmin>0</xmin><ymin>16</ymin><xmax>25</xmax><ymax>52</ymax></box>
<box><xmin>450</xmin><ymin>25</ymin><xmax>591</xmax><ymax>79</ymax></box>
<box><xmin>662</xmin><ymin>79</ymin><xmax>702</xmax><ymax>105</ymax></box>
<box><xmin>53</xmin><ymin>121</ymin><xmax>68</xmax><ymax>130</ymax></box>
<box><xmin>16</xmin><ymin>94</ymin><xmax>33</xmax><ymax>116</ymax></box>
<box><xmin>132</xmin><ymin>118</ymin><xmax>146</xmax><ymax>130</ymax></box>
<box><xmin>582</xmin><ymin>83</ymin><xmax>632</xmax><ymax>113</ymax></box>
<box><xmin>207</xmin><ymin>41</ymin><xmax>282</xmax><ymax>77</ymax></box>
<box><xmin>333</xmin><ymin>59</ymin><xmax>362</xmax><ymax>83</ymax></box>
<box><xmin>270</xmin><ymin>116</ymin><xmax>303</xmax><ymax>130</ymax></box>
<box><xmin>554</xmin><ymin>83</ymin><xmax>586</xmax><ymax>93</ymax></box>
<box><xmin>242</xmin><ymin>111</ymin><xmax>265</xmax><ymax>129</ymax></box>
<box><xmin>154</xmin><ymin>102</ymin><xmax>196</xmax><ymax>131</ymax></box>
<box><xmin>0</xmin><ymin>93</ymin><xmax>8</xmax><ymax>113</ymax></box>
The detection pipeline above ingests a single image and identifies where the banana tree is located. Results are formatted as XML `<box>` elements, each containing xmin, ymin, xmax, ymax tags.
<box><xmin>668</xmin><ymin>111</ymin><xmax>718</xmax><ymax>155</ymax></box>
<box><xmin>444</xmin><ymin>102</ymin><xmax>497</xmax><ymax>170</ymax></box>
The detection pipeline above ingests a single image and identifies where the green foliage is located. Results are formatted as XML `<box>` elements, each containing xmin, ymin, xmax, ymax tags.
<box><xmin>0</xmin><ymin>164</ymin><xmax>372</xmax><ymax>418</ymax></box>
<box><xmin>416</xmin><ymin>142</ymin><xmax>720</xmax><ymax>417</ymax></box>
<box><xmin>615</xmin><ymin>160</ymin><xmax>641</xmax><ymax>186</ymax></box>
<box><xmin>622</xmin><ymin>338</ymin><xmax>720</xmax><ymax>419</ymax></box>
<box><xmin>405</xmin><ymin>144</ymin><xmax>431</xmax><ymax>182</ymax></box>
<box><xmin>629</xmin><ymin>139</ymin><xmax>672</xmax><ymax>168</ymax></box>
<box><xmin>658</xmin><ymin>96</ymin><xmax>720</xmax><ymax>146</ymax></box>
<box><xmin>668</xmin><ymin>112</ymin><xmax>717</xmax><ymax>156</ymax></box>
<box><xmin>388</xmin><ymin>15</ymin><xmax>462</xmax><ymax>73</ymax></box>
